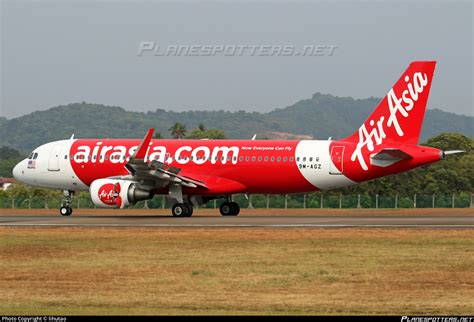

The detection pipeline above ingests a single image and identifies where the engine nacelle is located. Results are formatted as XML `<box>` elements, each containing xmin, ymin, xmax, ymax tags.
<box><xmin>90</xmin><ymin>179</ymin><xmax>152</xmax><ymax>209</ymax></box>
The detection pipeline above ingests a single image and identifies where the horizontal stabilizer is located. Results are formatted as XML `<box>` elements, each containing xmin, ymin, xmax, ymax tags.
<box><xmin>370</xmin><ymin>148</ymin><xmax>413</xmax><ymax>167</ymax></box>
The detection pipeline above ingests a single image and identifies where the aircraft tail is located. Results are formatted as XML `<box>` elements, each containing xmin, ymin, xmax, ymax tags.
<box><xmin>345</xmin><ymin>61</ymin><xmax>436</xmax><ymax>145</ymax></box>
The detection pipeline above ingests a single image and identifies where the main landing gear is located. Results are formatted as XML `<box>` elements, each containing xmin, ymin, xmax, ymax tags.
<box><xmin>60</xmin><ymin>190</ymin><xmax>74</xmax><ymax>216</ymax></box>
<box><xmin>168</xmin><ymin>183</ymin><xmax>240</xmax><ymax>217</ymax></box>
<box><xmin>171</xmin><ymin>203</ymin><xmax>194</xmax><ymax>217</ymax></box>
<box><xmin>219</xmin><ymin>201</ymin><xmax>240</xmax><ymax>216</ymax></box>
<box><xmin>170</xmin><ymin>200</ymin><xmax>240</xmax><ymax>217</ymax></box>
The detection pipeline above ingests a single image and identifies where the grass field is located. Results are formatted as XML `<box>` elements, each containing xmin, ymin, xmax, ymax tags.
<box><xmin>1</xmin><ymin>227</ymin><xmax>473</xmax><ymax>315</ymax></box>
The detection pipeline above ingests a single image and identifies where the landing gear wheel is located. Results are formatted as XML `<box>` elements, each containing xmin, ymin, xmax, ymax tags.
<box><xmin>220</xmin><ymin>202</ymin><xmax>232</xmax><ymax>216</ymax></box>
<box><xmin>172</xmin><ymin>203</ymin><xmax>193</xmax><ymax>217</ymax></box>
<box><xmin>220</xmin><ymin>202</ymin><xmax>240</xmax><ymax>216</ymax></box>
<box><xmin>60</xmin><ymin>190</ymin><xmax>74</xmax><ymax>217</ymax></box>
<box><xmin>60</xmin><ymin>206</ymin><xmax>72</xmax><ymax>216</ymax></box>
<box><xmin>229</xmin><ymin>202</ymin><xmax>240</xmax><ymax>216</ymax></box>
<box><xmin>184</xmin><ymin>203</ymin><xmax>194</xmax><ymax>217</ymax></box>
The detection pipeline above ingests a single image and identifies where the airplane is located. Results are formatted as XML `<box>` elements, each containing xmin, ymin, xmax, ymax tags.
<box><xmin>12</xmin><ymin>61</ymin><xmax>463</xmax><ymax>217</ymax></box>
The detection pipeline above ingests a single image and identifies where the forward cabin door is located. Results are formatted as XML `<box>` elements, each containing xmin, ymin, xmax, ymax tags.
<box><xmin>329</xmin><ymin>146</ymin><xmax>344</xmax><ymax>175</ymax></box>
<box><xmin>48</xmin><ymin>144</ymin><xmax>62</xmax><ymax>171</ymax></box>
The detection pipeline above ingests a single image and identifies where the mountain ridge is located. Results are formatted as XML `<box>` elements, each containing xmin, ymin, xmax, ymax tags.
<box><xmin>1</xmin><ymin>92</ymin><xmax>472</xmax><ymax>152</ymax></box>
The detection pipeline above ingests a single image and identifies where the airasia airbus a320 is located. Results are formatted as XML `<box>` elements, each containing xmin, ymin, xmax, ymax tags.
<box><xmin>12</xmin><ymin>61</ymin><xmax>462</xmax><ymax>216</ymax></box>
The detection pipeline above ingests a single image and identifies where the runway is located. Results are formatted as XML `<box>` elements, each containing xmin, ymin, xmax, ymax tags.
<box><xmin>0</xmin><ymin>214</ymin><xmax>473</xmax><ymax>228</ymax></box>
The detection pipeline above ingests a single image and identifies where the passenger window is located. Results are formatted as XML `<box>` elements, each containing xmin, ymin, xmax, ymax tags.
<box><xmin>303</xmin><ymin>157</ymin><xmax>306</xmax><ymax>162</ymax></box>
<box><xmin>245</xmin><ymin>156</ymin><xmax>249</xmax><ymax>161</ymax></box>
<box><xmin>233</xmin><ymin>156</ymin><xmax>237</xmax><ymax>162</ymax></box>
<box><xmin>283</xmin><ymin>157</ymin><xmax>287</xmax><ymax>162</ymax></box>
<box><xmin>264</xmin><ymin>156</ymin><xmax>268</xmax><ymax>162</ymax></box>
<box><xmin>309</xmin><ymin>157</ymin><xmax>313</xmax><ymax>162</ymax></box>
<box><xmin>290</xmin><ymin>157</ymin><xmax>294</xmax><ymax>162</ymax></box>
<box><xmin>258</xmin><ymin>156</ymin><xmax>262</xmax><ymax>161</ymax></box>
<box><xmin>296</xmin><ymin>157</ymin><xmax>300</xmax><ymax>162</ymax></box>
<box><xmin>277</xmin><ymin>156</ymin><xmax>281</xmax><ymax>162</ymax></box>
<box><xmin>271</xmin><ymin>156</ymin><xmax>275</xmax><ymax>162</ymax></box>
<box><xmin>239</xmin><ymin>156</ymin><xmax>243</xmax><ymax>161</ymax></box>
<box><xmin>251</xmin><ymin>156</ymin><xmax>256</xmax><ymax>162</ymax></box>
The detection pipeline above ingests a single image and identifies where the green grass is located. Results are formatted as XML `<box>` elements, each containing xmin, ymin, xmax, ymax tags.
<box><xmin>0</xmin><ymin>228</ymin><xmax>473</xmax><ymax>315</ymax></box>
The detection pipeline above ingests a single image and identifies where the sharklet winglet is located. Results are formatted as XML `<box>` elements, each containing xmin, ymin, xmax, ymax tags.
<box><xmin>132</xmin><ymin>128</ymin><xmax>154</xmax><ymax>160</ymax></box>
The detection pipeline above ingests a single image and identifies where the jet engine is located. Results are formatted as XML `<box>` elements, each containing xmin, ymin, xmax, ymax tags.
<box><xmin>90</xmin><ymin>179</ymin><xmax>152</xmax><ymax>208</ymax></box>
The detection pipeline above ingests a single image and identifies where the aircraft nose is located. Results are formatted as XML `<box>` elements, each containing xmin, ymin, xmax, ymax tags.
<box><xmin>12</xmin><ymin>161</ymin><xmax>23</xmax><ymax>179</ymax></box>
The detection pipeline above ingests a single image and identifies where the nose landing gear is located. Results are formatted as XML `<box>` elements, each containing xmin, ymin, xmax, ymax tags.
<box><xmin>60</xmin><ymin>190</ymin><xmax>74</xmax><ymax>216</ymax></box>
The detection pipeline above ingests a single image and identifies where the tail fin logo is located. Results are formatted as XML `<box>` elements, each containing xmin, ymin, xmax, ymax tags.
<box><xmin>350</xmin><ymin>71</ymin><xmax>429</xmax><ymax>170</ymax></box>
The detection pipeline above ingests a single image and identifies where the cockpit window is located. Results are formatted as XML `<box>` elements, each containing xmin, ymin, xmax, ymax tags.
<box><xmin>28</xmin><ymin>152</ymin><xmax>39</xmax><ymax>159</ymax></box>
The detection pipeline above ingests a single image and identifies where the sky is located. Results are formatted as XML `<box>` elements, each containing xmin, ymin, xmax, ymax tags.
<box><xmin>1</xmin><ymin>0</ymin><xmax>472</xmax><ymax>119</ymax></box>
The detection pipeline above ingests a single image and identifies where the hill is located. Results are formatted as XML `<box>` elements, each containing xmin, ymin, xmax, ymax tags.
<box><xmin>0</xmin><ymin>92</ymin><xmax>472</xmax><ymax>152</ymax></box>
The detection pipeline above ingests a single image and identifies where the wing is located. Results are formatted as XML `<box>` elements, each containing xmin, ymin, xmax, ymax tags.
<box><xmin>124</xmin><ymin>128</ymin><xmax>208</xmax><ymax>189</ymax></box>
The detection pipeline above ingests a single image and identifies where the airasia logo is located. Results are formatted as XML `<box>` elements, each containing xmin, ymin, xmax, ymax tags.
<box><xmin>98</xmin><ymin>182</ymin><xmax>122</xmax><ymax>207</ymax></box>
<box><xmin>350</xmin><ymin>71</ymin><xmax>429</xmax><ymax>171</ymax></box>
<box><xmin>71</xmin><ymin>143</ymin><xmax>239</xmax><ymax>165</ymax></box>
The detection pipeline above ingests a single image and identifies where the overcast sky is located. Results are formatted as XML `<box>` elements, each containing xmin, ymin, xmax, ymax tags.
<box><xmin>1</xmin><ymin>0</ymin><xmax>472</xmax><ymax>119</ymax></box>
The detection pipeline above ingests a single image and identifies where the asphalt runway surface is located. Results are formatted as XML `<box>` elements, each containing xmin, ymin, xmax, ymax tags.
<box><xmin>0</xmin><ymin>213</ymin><xmax>473</xmax><ymax>228</ymax></box>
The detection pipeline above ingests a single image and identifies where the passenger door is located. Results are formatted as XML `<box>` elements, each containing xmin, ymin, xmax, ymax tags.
<box><xmin>48</xmin><ymin>144</ymin><xmax>62</xmax><ymax>171</ymax></box>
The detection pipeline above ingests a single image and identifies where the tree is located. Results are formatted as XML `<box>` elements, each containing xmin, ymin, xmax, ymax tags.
<box><xmin>153</xmin><ymin>132</ymin><xmax>163</xmax><ymax>139</ymax></box>
<box><xmin>424</xmin><ymin>132</ymin><xmax>473</xmax><ymax>152</ymax></box>
<box><xmin>0</xmin><ymin>159</ymin><xmax>18</xmax><ymax>178</ymax></box>
<box><xmin>186</xmin><ymin>127</ymin><xmax>226</xmax><ymax>139</ymax></box>
<box><xmin>168</xmin><ymin>123</ymin><xmax>187</xmax><ymax>139</ymax></box>
<box><xmin>0</xmin><ymin>146</ymin><xmax>22</xmax><ymax>160</ymax></box>
<box><xmin>0</xmin><ymin>146</ymin><xmax>23</xmax><ymax>178</ymax></box>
